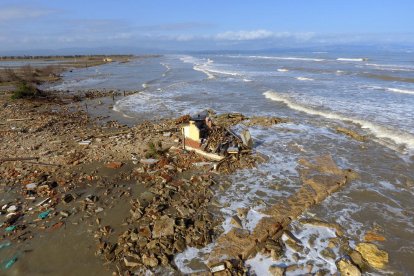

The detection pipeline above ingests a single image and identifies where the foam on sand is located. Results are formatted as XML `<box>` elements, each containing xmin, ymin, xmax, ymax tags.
<box><xmin>263</xmin><ymin>90</ymin><xmax>414</xmax><ymax>151</ymax></box>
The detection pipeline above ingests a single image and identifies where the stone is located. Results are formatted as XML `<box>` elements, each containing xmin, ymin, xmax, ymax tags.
<box><xmin>6</xmin><ymin>205</ymin><xmax>18</xmax><ymax>213</ymax></box>
<box><xmin>355</xmin><ymin>243</ymin><xmax>388</xmax><ymax>269</ymax></box>
<box><xmin>236</xmin><ymin>208</ymin><xmax>249</xmax><ymax>219</ymax></box>
<box><xmin>337</xmin><ymin>258</ymin><xmax>361</xmax><ymax>276</ymax></box>
<box><xmin>174</xmin><ymin>238</ymin><xmax>186</xmax><ymax>252</ymax></box>
<box><xmin>62</xmin><ymin>194</ymin><xmax>74</xmax><ymax>204</ymax></box>
<box><xmin>364</xmin><ymin>231</ymin><xmax>386</xmax><ymax>242</ymax></box>
<box><xmin>269</xmin><ymin>265</ymin><xmax>285</xmax><ymax>276</ymax></box>
<box><xmin>142</xmin><ymin>254</ymin><xmax>159</xmax><ymax>267</ymax></box>
<box><xmin>230</xmin><ymin>215</ymin><xmax>243</xmax><ymax>228</ymax></box>
<box><xmin>105</xmin><ymin>161</ymin><xmax>123</xmax><ymax>169</ymax></box>
<box><xmin>349</xmin><ymin>250</ymin><xmax>366</xmax><ymax>270</ymax></box>
<box><xmin>26</xmin><ymin>183</ymin><xmax>38</xmax><ymax>190</ymax></box>
<box><xmin>152</xmin><ymin>216</ymin><xmax>175</xmax><ymax>238</ymax></box>
<box><xmin>321</xmin><ymin>247</ymin><xmax>336</xmax><ymax>260</ymax></box>
<box><xmin>124</xmin><ymin>257</ymin><xmax>139</xmax><ymax>267</ymax></box>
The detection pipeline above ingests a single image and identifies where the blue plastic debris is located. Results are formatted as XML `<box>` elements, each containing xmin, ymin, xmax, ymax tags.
<box><xmin>3</xmin><ymin>256</ymin><xmax>18</xmax><ymax>270</ymax></box>
<box><xmin>5</xmin><ymin>226</ymin><xmax>16</xmax><ymax>232</ymax></box>
<box><xmin>0</xmin><ymin>241</ymin><xmax>11</xmax><ymax>250</ymax></box>
<box><xmin>38</xmin><ymin>210</ymin><xmax>51</xmax><ymax>219</ymax></box>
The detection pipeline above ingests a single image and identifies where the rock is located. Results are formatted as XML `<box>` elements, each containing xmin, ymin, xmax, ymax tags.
<box><xmin>26</xmin><ymin>183</ymin><xmax>38</xmax><ymax>190</ymax></box>
<box><xmin>152</xmin><ymin>215</ymin><xmax>175</xmax><ymax>238</ymax></box>
<box><xmin>173</xmin><ymin>238</ymin><xmax>186</xmax><ymax>252</ymax></box>
<box><xmin>336</xmin><ymin>127</ymin><xmax>366</xmax><ymax>142</ymax></box>
<box><xmin>140</xmin><ymin>158</ymin><xmax>158</xmax><ymax>165</ymax></box>
<box><xmin>124</xmin><ymin>257</ymin><xmax>139</xmax><ymax>267</ymax></box>
<box><xmin>105</xmin><ymin>162</ymin><xmax>123</xmax><ymax>169</ymax></box>
<box><xmin>62</xmin><ymin>194</ymin><xmax>74</xmax><ymax>204</ymax></box>
<box><xmin>364</xmin><ymin>231</ymin><xmax>386</xmax><ymax>242</ymax></box>
<box><xmin>321</xmin><ymin>247</ymin><xmax>336</xmax><ymax>260</ymax></box>
<box><xmin>6</xmin><ymin>205</ymin><xmax>18</xmax><ymax>213</ymax></box>
<box><xmin>337</xmin><ymin>258</ymin><xmax>361</xmax><ymax>276</ymax></box>
<box><xmin>142</xmin><ymin>254</ymin><xmax>159</xmax><ymax>267</ymax></box>
<box><xmin>230</xmin><ymin>215</ymin><xmax>243</xmax><ymax>228</ymax></box>
<box><xmin>269</xmin><ymin>265</ymin><xmax>285</xmax><ymax>276</ymax></box>
<box><xmin>236</xmin><ymin>208</ymin><xmax>249</xmax><ymax>219</ymax></box>
<box><xmin>355</xmin><ymin>242</ymin><xmax>388</xmax><ymax>269</ymax></box>
<box><xmin>349</xmin><ymin>250</ymin><xmax>366</xmax><ymax>270</ymax></box>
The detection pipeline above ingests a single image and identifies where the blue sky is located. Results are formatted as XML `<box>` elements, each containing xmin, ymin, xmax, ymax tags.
<box><xmin>1</xmin><ymin>0</ymin><xmax>413</xmax><ymax>53</ymax></box>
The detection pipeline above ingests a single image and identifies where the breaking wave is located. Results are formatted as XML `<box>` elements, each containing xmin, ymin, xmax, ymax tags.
<box><xmin>277</xmin><ymin>68</ymin><xmax>289</xmax><ymax>72</ymax></box>
<box><xmin>366</xmin><ymin>63</ymin><xmax>414</xmax><ymax>72</ymax></box>
<box><xmin>337</xmin><ymin>58</ymin><xmax>367</xmax><ymax>62</ymax></box>
<box><xmin>263</xmin><ymin>90</ymin><xmax>414</xmax><ymax>150</ymax></box>
<box><xmin>180</xmin><ymin>55</ymin><xmax>215</xmax><ymax>79</ymax></box>
<box><xmin>248</xmin><ymin>55</ymin><xmax>325</xmax><ymax>62</ymax></box>
<box><xmin>366</xmin><ymin>86</ymin><xmax>414</xmax><ymax>95</ymax></box>
<box><xmin>296</xmin><ymin>77</ymin><xmax>314</xmax><ymax>81</ymax></box>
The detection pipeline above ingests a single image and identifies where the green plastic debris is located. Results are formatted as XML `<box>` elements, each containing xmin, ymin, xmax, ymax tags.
<box><xmin>5</xmin><ymin>226</ymin><xmax>16</xmax><ymax>232</ymax></box>
<box><xmin>0</xmin><ymin>241</ymin><xmax>11</xmax><ymax>250</ymax></box>
<box><xmin>38</xmin><ymin>210</ymin><xmax>51</xmax><ymax>219</ymax></box>
<box><xmin>3</xmin><ymin>256</ymin><xmax>18</xmax><ymax>270</ymax></box>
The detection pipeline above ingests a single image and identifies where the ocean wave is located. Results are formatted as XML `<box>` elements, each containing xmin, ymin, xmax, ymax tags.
<box><xmin>193</xmin><ymin>65</ymin><xmax>215</xmax><ymax>79</ymax></box>
<box><xmin>248</xmin><ymin>55</ymin><xmax>325</xmax><ymax>62</ymax></box>
<box><xmin>277</xmin><ymin>68</ymin><xmax>289</xmax><ymax>72</ymax></box>
<box><xmin>366</xmin><ymin>85</ymin><xmax>414</xmax><ymax>95</ymax></box>
<box><xmin>180</xmin><ymin>55</ymin><xmax>216</xmax><ymax>79</ymax></box>
<box><xmin>387</xmin><ymin>88</ymin><xmax>414</xmax><ymax>95</ymax></box>
<box><xmin>48</xmin><ymin>78</ymin><xmax>105</xmax><ymax>91</ymax></box>
<box><xmin>337</xmin><ymin>58</ymin><xmax>367</xmax><ymax>62</ymax></box>
<box><xmin>366</xmin><ymin>63</ymin><xmax>414</xmax><ymax>72</ymax></box>
<box><xmin>263</xmin><ymin>90</ymin><xmax>414</xmax><ymax>150</ymax></box>
<box><xmin>296</xmin><ymin>77</ymin><xmax>314</xmax><ymax>81</ymax></box>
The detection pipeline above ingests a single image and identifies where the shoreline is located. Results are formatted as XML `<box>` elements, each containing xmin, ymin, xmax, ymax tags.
<box><xmin>0</xmin><ymin>60</ymin><xmax>392</xmax><ymax>275</ymax></box>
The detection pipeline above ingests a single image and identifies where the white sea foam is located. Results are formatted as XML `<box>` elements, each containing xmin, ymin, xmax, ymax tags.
<box><xmin>246</xmin><ymin>222</ymin><xmax>340</xmax><ymax>275</ymax></box>
<box><xmin>263</xmin><ymin>90</ymin><xmax>414</xmax><ymax>150</ymax></box>
<box><xmin>366</xmin><ymin>85</ymin><xmax>414</xmax><ymax>95</ymax></box>
<box><xmin>248</xmin><ymin>55</ymin><xmax>325</xmax><ymax>62</ymax></box>
<box><xmin>243</xmin><ymin>78</ymin><xmax>252</xmax><ymax>82</ymax></box>
<box><xmin>193</xmin><ymin>64</ymin><xmax>215</xmax><ymax>79</ymax></box>
<box><xmin>337</xmin><ymin>57</ymin><xmax>367</xmax><ymax>62</ymax></box>
<box><xmin>277</xmin><ymin>68</ymin><xmax>289</xmax><ymax>72</ymax></box>
<box><xmin>366</xmin><ymin>63</ymin><xmax>414</xmax><ymax>72</ymax></box>
<box><xmin>387</xmin><ymin>88</ymin><xmax>414</xmax><ymax>95</ymax></box>
<box><xmin>296</xmin><ymin>76</ymin><xmax>314</xmax><ymax>81</ymax></box>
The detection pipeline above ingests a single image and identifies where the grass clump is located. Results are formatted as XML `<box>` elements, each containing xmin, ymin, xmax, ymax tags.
<box><xmin>11</xmin><ymin>82</ymin><xmax>40</xmax><ymax>99</ymax></box>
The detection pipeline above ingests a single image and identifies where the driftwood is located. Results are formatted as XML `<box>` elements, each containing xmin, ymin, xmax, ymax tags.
<box><xmin>95</xmin><ymin>130</ymin><xmax>130</xmax><ymax>138</ymax></box>
<box><xmin>22</xmin><ymin>161</ymin><xmax>61</xmax><ymax>167</ymax></box>
<box><xmin>0</xmin><ymin>157</ymin><xmax>39</xmax><ymax>163</ymax></box>
<box><xmin>6</xmin><ymin>118</ymin><xmax>33</xmax><ymax>122</ymax></box>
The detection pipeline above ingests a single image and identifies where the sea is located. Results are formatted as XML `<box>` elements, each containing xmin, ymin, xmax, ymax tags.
<box><xmin>43</xmin><ymin>49</ymin><xmax>414</xmax><ymax>274</ymax></box>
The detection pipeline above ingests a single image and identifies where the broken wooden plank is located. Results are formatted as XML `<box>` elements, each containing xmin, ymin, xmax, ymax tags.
<box><xmin>0</xmin><ymin>157</ymin><xmax>39</xmax><ymax>163</ymax></box>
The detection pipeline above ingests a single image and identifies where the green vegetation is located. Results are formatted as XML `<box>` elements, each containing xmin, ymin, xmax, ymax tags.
<box><xmin>11</xmin><ymin>82</ymin><xmax>40</xmax><ymax>99</ymax></box>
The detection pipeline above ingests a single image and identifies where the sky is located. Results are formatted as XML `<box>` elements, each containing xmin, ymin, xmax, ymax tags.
<box><xmin>0</xmin><ymin>0</ymin><xmax>413</xmax><ymax>54</ymax></box>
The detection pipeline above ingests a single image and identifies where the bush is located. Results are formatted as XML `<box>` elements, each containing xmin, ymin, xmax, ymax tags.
<box><xmin>11</xmin><ymin>82</ymin><xmax>39</xmax><ymax>99</ymax></box>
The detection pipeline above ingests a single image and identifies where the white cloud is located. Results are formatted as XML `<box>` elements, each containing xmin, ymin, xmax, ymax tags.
<box><xmin>215</xmin><ymin>29</ymin><xmax>315</xmax><ymax>41</ymax></box>
<box><xmin>215</xmin><ymin>29</ymin><xmax>274</xmax><ymax>41</ymax></box>
<box><xmin>0</xmin><ymin>6</ymin><xmax>55</xmax><ymax>22</ymax></box>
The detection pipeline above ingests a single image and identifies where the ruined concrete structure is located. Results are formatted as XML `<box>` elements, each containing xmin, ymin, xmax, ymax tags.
<box><xmin>207</xmin><ymin>155</ymin><xmax>357</xmax><ymax>266</ymax></box>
